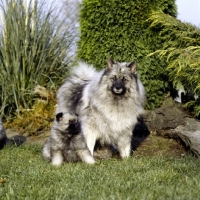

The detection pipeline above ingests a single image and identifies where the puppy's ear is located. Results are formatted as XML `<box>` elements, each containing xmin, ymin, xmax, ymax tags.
<box><xmin>106</xmin><ymin>57</ymin><xmax>114</xmax><ymax>70</ymax></box>
<box><xmin>56</xmin><ymin>112</ymin><xmax>63</xmax><ymax>122</ymax></box>
<box><xmin>128</xmin><ymin>61</ymin><xmax>137</xmax><ymax>75</ymax></box>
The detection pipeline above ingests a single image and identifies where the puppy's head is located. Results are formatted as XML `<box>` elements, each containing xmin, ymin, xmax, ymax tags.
<box><xmin>55</xmin><ymin>112</ymin><xmax>81</xmax><ymax>135</ymax></box>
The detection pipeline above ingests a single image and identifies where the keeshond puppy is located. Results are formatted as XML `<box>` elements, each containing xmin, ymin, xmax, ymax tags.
<box><xmin>42</xmin><ymin>112</ymin><xmax>95</xmax><ymax>166</ymax></box>
<box><xmin>56</xmin><ymin>58</ymin><xmax>145</xmax><ymax>158</ymax></box>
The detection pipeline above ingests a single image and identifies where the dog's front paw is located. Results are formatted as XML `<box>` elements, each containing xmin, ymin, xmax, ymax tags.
<box><xmin>52</xmin><ymin>153</ymin><xmax>63</xmax><ymax>166</ymax></box>
<box><xmin>78</xmin><ymin>150</ymin><xmax>96</xmax><ymax>164</ymax></box>
<box><xmin>119</xmin><ymin>143</ymin><xmax>131</xmax><ymax>158</ymax></box>
<box><xmin>85</xmin><ymin>157</ymin><xmax>96</xmax><ymax>164</ymax></box>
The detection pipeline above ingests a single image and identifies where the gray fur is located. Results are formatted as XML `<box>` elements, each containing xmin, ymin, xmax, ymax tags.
<box><xmin>56</xmin><ymin>58</ymin><xmax>145</xmax><ymax>158</ymax></box>
<box><xmin>42</xmin><ymin>112</ymin><xmax>95</xmax><ymax>166</ymax></box>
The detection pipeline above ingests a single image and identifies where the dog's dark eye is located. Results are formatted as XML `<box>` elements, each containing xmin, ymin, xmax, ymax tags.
<box><xmin>69</xmin><ymin>120</ymin><xmax>72</xmax><ymax>125</ymax></box>
<box><xmin>111</xmin><ymin>76</ymin><xmax>117</xmax><ymax>81</ymax></box>
<box><xmin>122</xmin><ymin>77</ymin><xmax>128</xmax><ymax>82</ymax></box>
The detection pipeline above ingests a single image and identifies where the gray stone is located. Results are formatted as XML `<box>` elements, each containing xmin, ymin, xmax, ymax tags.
<box><xmin>172</xmin><ymin>118</ymin><xmax>200</xmax><ymax>157</ymax></box>
<box><xmin>143</xmin><ymin>98</ymin><xmax>188</xmax><ymax>137</ymax></box>
<box><xmin>143</xmin><ymin>98</ymin><xmax>200</xmax><ymax>157</ymax></box>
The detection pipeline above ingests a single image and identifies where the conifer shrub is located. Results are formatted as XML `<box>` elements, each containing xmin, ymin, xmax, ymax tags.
<box><xmin>77</xmin><ymin>0</ymin><xmax>177</xmax><ymax>109</ymax></box>
<box><xmin>148</xmin><ymin>11</ymin><xmax>200</xmax><ymax>117</ymax></box>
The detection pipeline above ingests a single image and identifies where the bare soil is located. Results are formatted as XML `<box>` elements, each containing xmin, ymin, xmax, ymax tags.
<box><xmin>133</xmin><ymin>133</ymin><xmax>188</xmax><ymax>158</ymax></box>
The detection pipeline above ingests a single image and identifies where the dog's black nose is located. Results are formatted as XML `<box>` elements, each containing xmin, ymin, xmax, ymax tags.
<box><xmin>112</xmin><ymin>80</ymin><xmax>126</xmax><ymax>95</ymax></box>
<box><xmin>68</xmin><ymin>120</ymin><xmax>81</xmax><ymax>135</ymax></box>
<box><xmin>69</xmin><ymin>120</ymin><xmax>77</xmax><ymax>128</ymax></box>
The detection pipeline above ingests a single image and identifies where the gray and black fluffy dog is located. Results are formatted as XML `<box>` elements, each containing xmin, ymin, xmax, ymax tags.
<box><xmin>56</xmin><ymin>58</ymin><xmax>145</xmax><ymax>158</ymax></box>
<box><xmin>42</xmin><ymin>112</ymin><xmax>95</xmax><ymax>166</ymax></box>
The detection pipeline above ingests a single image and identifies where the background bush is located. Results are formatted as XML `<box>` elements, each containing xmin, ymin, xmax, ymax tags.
<box><xmin>148</xmin><ymin>11</ymin><xmax>200</xmax><ymax>117</ymax></box>
<box><xmin>0</xmin><ymin>0</ymin><xmax>74</xmax><ymax>118</ymax></box>
<box><xmin>77</xmin><ymin>0</ymin><xmax>177</xmax><ymax>109</ymax></box>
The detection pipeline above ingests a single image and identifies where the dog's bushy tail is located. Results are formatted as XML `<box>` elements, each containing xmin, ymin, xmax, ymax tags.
<box><xmin>71</xmin><ymin>62</ymin><xmax>98</xmax><ymax>81</ymax></box>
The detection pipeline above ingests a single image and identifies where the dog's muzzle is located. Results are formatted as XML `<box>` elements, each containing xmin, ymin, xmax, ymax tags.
<box><xmin>111</xmin><ymin>80</ymin><xmax>126</xmax><ymax>95</ymax></box>
<box><xmin>67</xmin><ymin>120</ymin><xmax>81</xmax><ymax>135</ymax></box>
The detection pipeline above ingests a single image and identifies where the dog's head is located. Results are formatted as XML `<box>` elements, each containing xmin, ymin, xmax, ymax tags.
<box><xmin>103</xmin><ymin>58</ymin><xmax>138</xmax><ymax>96</ymax></box>
<box><xmin>55</xmin><ymin>112</ymin><xmax>81</xmax><ymax>135</ymax></box>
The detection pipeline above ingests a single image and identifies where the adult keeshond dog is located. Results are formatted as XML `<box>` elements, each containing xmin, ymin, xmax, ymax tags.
<box><xmin>42</xmin><ymin>112</ymin><xmax>95</xmax><ymax>166</ymax></box>
<box><xmin>56</xmin><ymin>58</ymin><xmax>145</xmax><ymax>158</ymax></box>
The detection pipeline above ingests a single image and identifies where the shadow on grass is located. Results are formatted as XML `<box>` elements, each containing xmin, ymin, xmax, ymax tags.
<box><xmin>0</xmin><ymin>135</ymin><xmax>26</xmax><ymax>150</ymax></box>
<box><xmin>132</xmin><ymin>116</ymin><xmax>150</xmax><ymax>151</ymax></box>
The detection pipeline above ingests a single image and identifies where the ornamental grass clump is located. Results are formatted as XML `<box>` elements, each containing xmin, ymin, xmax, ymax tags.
<box><xmin>0</xmin><ymin>0</ymin><xmax>73</xmax><ymax>118</ymax></box>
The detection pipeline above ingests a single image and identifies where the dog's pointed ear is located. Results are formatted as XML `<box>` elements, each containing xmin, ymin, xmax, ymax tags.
<box><xmin>56</xmin><ymin>112</ymin><xmax>63</xmax><ymax>122</ymax></box>
<box><xmin>106</xmin><ymin>57</ymin><xmax>114</xmax><ymax>70</ymax></box>
<box><xmin>128</xmin><ymin>61</ymin><xmax>137</xmax><ymax>75</ymax></box>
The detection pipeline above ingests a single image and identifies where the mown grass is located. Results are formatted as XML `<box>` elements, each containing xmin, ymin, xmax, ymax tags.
<box><xmin>0</xmin><ymin>144</ymin><xmax>200</xmax><ymax>200</ymax></box>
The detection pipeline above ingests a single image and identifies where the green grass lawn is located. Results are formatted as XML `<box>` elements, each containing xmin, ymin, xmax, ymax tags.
<box><xmin>0</xmin><ymin>144</ymin><xmax>200</xmax><ymax>200</ymax></box>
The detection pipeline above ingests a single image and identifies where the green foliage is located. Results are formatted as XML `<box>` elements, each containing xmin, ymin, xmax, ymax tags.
<box><xmin>0</xmin><ymin>0</ymin><xmax>73</xmax><ymax>117</ymax></box>
<box><xmin>1</xmin><ymin>144</ymin><xmax>200</xmax><ymax>199</ymax></box>
<box><xmin>148</xmin><ymin>11</ymin><xmax>200</xmax><ymax>117</ymax></box>
<box><xmin>77</xmin><ymin>0</ymin><xmax>177</xmax><ymax>109</ymax></box>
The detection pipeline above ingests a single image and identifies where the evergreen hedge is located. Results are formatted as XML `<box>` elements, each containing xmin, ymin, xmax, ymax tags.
<box><xmin>77</xmin><ymin>0</ymin><xmax>177</xmax><ymax>109</ymax></box>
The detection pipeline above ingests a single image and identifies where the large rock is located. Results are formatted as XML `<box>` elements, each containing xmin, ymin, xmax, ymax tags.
<box><xmin>143</xmin><ymin>98</ymin><xmax>188</xmax><ymax>137</ymax></box>
<box><xmin>142</xmin><ymin>98</ymin><xmax>200</xmax><ymax>157</ymax></box>
<box><xmin>172</xmin><ymin>118</ymin><xmax>200</xmax><ymax>157</ymax></box>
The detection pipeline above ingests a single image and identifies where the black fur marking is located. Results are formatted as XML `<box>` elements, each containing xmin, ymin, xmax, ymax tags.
<box><xmin>56</xmin><ymin>112</ymin><xmax>63</xmax><ymax>122</ymax></box>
